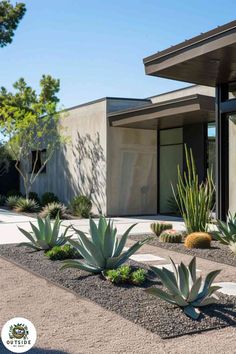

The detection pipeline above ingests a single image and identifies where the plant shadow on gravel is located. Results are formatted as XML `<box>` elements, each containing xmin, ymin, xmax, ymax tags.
<box><xmin>0</xmin><ymin>341</ymin><xmax>70</xmax><ymax>354</ymax></box>
<box><xmin>201</xmin><ymin>302</ymin><xmax>236</xmax><ymax>324</ymax></box>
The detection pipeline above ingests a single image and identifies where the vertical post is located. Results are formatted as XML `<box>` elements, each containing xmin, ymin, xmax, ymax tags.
<box><xmin>216</xmin><ymin>84</ymin><xmax>228</xmax><ymax>220</ymax></box>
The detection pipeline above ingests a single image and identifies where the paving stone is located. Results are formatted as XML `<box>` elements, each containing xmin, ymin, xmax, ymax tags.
<box><xmin>213</xmin><ymin>282</ymin><xmax>236</xmax><ymax>296</ymax></box>
<box><xmin>130</xmin><ymin>254</ymin><xmax>165</xmax><ymax>262</ymax></box>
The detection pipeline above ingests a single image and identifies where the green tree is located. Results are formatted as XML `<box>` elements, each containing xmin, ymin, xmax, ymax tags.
<box><xmin>0</xmin><ymin>1</ymin><xmax>26</xmax><ymax>47</ymax></box>
<box><xmin>0</xmin><ymin>75</ymin><xmax>66</xmax><ymax>198</ymax></box>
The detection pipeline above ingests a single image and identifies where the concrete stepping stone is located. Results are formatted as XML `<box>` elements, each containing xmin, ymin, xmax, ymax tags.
<box><xmin>213</xmin><ymin>282</ymin><xmax>236</xmax><ymax>296</ymax></box>
<box><xmin>130</xmin><ymin>254</ymin><xmax>165</xmax><ymax>262</ymax></box>
<box><xmin>153</xmin><ymin>264</ymin><xmax>201</xmax><ymax>272</ymax></box>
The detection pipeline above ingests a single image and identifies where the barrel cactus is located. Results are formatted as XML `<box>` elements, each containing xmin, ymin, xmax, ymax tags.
<box><xmin>150</xmin><ymin>222</ymin><xmax>173</xmax><ymax>237</ymax></box>
<box><xmin>159</xmin><ymin>229</ymin><xmax>183</xmax><ymax>243</ymax></box>
<box><xmin>184</xmin><ymin>232</ymin><xmax>212</xmax><ymax>249</ymax></box>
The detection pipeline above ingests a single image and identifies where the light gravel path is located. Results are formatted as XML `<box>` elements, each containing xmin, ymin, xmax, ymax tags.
<box><xmin>0</xmin><ymin>256</ymin><xmax>236</xmax><ymax>354</ymax></box>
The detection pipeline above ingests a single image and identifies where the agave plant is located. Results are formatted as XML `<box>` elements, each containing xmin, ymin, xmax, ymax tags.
<box><xmin>62</xmin><ymin>216</ymin><xmax>149</xmax><ymax>273</ymax></box>
<box><xmin>213</xmin><ymin>212</ymin><xmax>236</xmax><ymax>254</ymax></box>
<box><xmin>146</xmin><ymin>256</ymin><xmax>221</xmax><ymax>319</ymax></box>
<box><xmin>40</xmin><ymin>202</ymin><xmax>69</xmax><ymax>219</ymax></box>
<box><xmin>18</xmin><ymin>215</ymin><xmax>71</xmax><ymax>250</ymax></box>
<box><xmin>14</xmin><ymin>198</ymin><xmax>40</xmax><ymax>213</ymax></box>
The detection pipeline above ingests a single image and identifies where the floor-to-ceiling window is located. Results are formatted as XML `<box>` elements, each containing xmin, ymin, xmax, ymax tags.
<box><xmin>159</xmin><ymin>128</ymin><xmax>183</xmax><ymax>214</ymax></box>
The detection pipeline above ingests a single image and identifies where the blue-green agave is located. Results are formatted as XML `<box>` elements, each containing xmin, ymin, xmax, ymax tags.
<box><xmin>18</xmin><ymin>215</ymin><xmax>71</xmax><ymax>250</ymax></box>
<box><xmin>213</xmin><ymin>212</ymin><xmax>236</xmax><ymax>254</ymax></box>
<box><xmin>62</xmin><ymin>216</ymin><xmax>149</xmax><ymax>273</ymax></box>
<box><xmin>146</xmin><ymin>257</ymin><xmax>221</xmax><ymax>319</ymax></box>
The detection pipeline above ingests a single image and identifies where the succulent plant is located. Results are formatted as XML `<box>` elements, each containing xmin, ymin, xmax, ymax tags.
<box><xmin>45</xmin><ymin>244</ymin><xmax>79</xmax><ymax>260</ymax></box>
<box><xmin>184</xmin><ymin>232</ymin><xmax>211</xmax><ymax>249</ymax></box>
<box><xmin>146</xmin><ymin>256</ymin><xmax>221</xmax><ymax>319</ymax></box>
<box><xmin>6</xmin><ymin>195</ymin><xmax>20</xmax><ymax>209</ymax></box>
<box><xmin>40</xmin><ymin>202</ymin><xmax>69</xmax><ymax>219</ymax></box>
<box><xmin>18</xmin><ymin>215</ymin><xmax>71</xmax><ymax>250</ymax></box>
<box><xmin>62</xmin><ymin>216</ymin><xmax>149</xmax><ymax>273</ymax></box>
<box><xmin>41</xmin><ymin>192</ymin><xmax>59</xmax><ymax>206</ymax></box>
<box><xmin>14</xmin><ymin>198</ymin><xmax>40</xmax><ymax>213</ymax></box>
<box><xmin>150</xmin><ymin>222</ymin><xmax>173</xmax><ymax>237</ymax></box>
<box><xmin>213</xmin><ymin>212</ymin><xmax>236</xmax><ymax>254</ymax></box>
<box><xmin>70</xmin><ymin>195</ymin><xmax>92</xmax><ymax>218</ymax></box>
<box><xmin>159</xmin><ymin>229</ymin><xmax>183</xmax><ymax>243</ymax></box>
<box><xmin>103</xmin><ymin>265</ymin><xmax>147</xmax><ymax>286</ymax></box>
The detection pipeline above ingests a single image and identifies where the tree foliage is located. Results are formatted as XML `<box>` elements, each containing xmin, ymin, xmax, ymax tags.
<box><xmin>0</xmin><ymin>1</ymin><xmax>26</xmax><ymax>47</ymax></box>
<box><xmin>0</xmin><ymin>75</ymin><xmax>66</xmax><ymax>198</ymax></box>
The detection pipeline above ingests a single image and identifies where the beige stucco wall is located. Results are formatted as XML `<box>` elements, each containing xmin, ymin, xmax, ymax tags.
<box><xmin>106</xmin><ymin>126</ymin><xmax>157</xmax><ymax>216</ymax></box>
<box><xmin>229</xmin><ymin>120</ymin><xmax>236</xmax><ymax>214</ymax></box>
<box><xmin>23</xmin><ymin>100</ymin><xmax>107</xmax><ymax>215</ymax></box>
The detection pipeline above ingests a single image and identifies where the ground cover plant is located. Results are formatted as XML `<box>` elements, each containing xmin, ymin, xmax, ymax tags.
<box><xmin>62</xmin><ymin>216</ymin><xmax>149</xmax><ymax>273</ymax></box>
<box><xmin>18</xmin><ymin>215</ymin><xmax>71</xmax><ymax>250</ymax></box>
<box><xmin>103</xmin><ymin>265</ymin><xmax>147</xmax><ymax>286</ymax></box>
<box><xmin>146</xmin><ymin>256</ymin><xmax>221</xmax><ymax>319</ymax></box>
<box><xmin>45</xmin><ymin>245</ymin><xmax>79</xmax><ymax>260</ymax></box>
<box><xmin>213</xmin><ymin>212</ymin><xmax>236</xmax><ymax>255</ymax></box>
<box><xmin>173</xmin><ymin>145</ymin><xmax>215</xmax><ymax>233</ymax></box>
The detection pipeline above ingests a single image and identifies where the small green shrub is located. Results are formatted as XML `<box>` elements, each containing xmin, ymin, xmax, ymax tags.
<box><xmin>150</xmin><ymin>222</ymin><xmax>173</xmax><ymax>237</ymax></box>
<box><xmin>159</xmin><ymin>229</ymin><xmax>183</xmax><ymax>243</ymax></box>
<box><xmin>40</xmin><ymin>202</ymin><xmax>68</xmax><ymax>219</ymax></box>
<box><xmin>6</xmin><ymin>195</ymin><xmax>20</xmax><ymax>209</ymax></box>
<box><xmin>70</xmin><ymin>195</ymin><xmax>92</xmax><ymax>218</ymax></box>
<box><xmin>0</xmin><ymin>194</ymin><xmax>6</xmax><ymax>206</ymax></box>
<box><xmin>41</xmin><ymin>192</ymin><xmax>59</xmax><ymax>206</ymax></box>
<box><xmin>28</xmin><ymin>192</ymin><xmax>41</xmax><ymax>205</ymax></box>
<box><xmin>130</xmin><ymin>268</ymin><xmax>147</xmax><ymax>285</ymax></box>
<box><xmin>14</xmin><ymin>198</ymin><xmax>40</xmax><ymax>213</ymax></box>
<box><xmin>45</xmin><ymin>245</ymin><xmax>79</xmax><ymax>260</ymax></box>
<box><xmin>6</xmin><ymin>189</ymin><xmax>22</xmax><ymax>197</ymax></box>
<box><xmin>104</xmin><ymin>265</ymin><xmax>147</xmax><ymax>286</ymax></box>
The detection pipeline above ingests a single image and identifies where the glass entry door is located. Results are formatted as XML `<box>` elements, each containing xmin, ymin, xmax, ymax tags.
<box><xmin>159</xmin><ymin>128</ymin><xmax>183</xmax><ymax>214</ymax></box>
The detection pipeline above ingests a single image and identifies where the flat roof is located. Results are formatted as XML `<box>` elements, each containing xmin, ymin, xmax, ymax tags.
<box><xmin>108</xmin><ymin>94</ymin><xmax>215</xmax><ymax>130</ymax></box>
<box><xmin>143</xmin><ymin>20</ymin><xmax>236</xmax><ymax>86</ymax></box>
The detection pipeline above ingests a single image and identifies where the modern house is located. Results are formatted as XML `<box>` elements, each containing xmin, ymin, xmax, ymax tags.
<box><xmin>29</xmin><ymin>20</ymin><xmax>236</xmax><ymax>219</ymax></box>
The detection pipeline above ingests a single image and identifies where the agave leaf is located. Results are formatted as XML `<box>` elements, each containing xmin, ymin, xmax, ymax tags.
<box><xmin>89</xmin><ymin>218</ymin><xmax>102</xmax><ymax>251</ymax></box>
<box><xmin>37</xmin><ymin>217</ymin><xmax>45</xmax><ymax>235</ymax></box>
<box><xmin>68</xmin><ymin>238</ymin><xmax>97</xmax><ymax>265</ymax></box>
<box><xmin>29</xmin><ymin>222</ymin><xmax>42</xmax><ymax>241</ymax></box>
<box><xmin>151</xmin><ymin>266</ymin><xmax>183</xmax><ymax>298</ymax></box>
<box><xmin>37</xmin><ymin>239</ymin><xmax>51</xmax><ymax>250</ymax></box>
<box><xmin>18</xmin><ymin>227</ymin><xmax>36</xmax><ymax>244</ymax></box>
<box><xmin>50</xmin><ymin>216</ymin><xmax>61</xmax><ymax>245</ymax></box>
<box><xmin>208</xmin><ymin>285</ymin><xmax>221</xmax><ymax>296</ymax></box>
<box><xmin>113</xmin><ymin>223</ymin><xmax>137</xmax><ymax>257</ymax></box>
<box><xmin>169</xmin><ymin>257</ymin><xmax>178</xmax><ymax>280</ymax></box>
<box><xmin>44</xmin><ymin>216</ymin><xmax>52</xmax><ymax>244</ymax></box>
<box><xmin>114</xmin><ymin>238</ymin><xmax>149</xmax><ymax>268</ymax></box>
<box><xmin>161</xmin><ymin>267</ymin><xmax>178</xmax><ymax>288</ymax></box>
<box><xmin>61</xmin><ymin>259</ymin><xmax>101</xmax><ymax>273</ymax></box>
<box><xmin>17</xmin><ymin>242</ymin><xmax>40</xmax><ymax>250</ymax></box>
<box><xmin>199</xmin><ymin>269</ymin><xmax>221</xmax><ymax>299</ymax></box>
<box><xmin>184</xmin><ymin>305</ymin><xmax>200</xmax><ymax>320</ymax></box>
<box><xmin>103</xmin><ymin>222</ymin><xmax>116</xmax><ymax>259</ymax></box>
<box><xmin>178</xmin><ymin>263</ymin><xmax>190</xmax><ymax>299</ymax></box>
<box><xmin>198</xmin><ymin>296</ymin><xmax>218</xmax><ymax>307</ymax></box>
<box><xmin>187</xmin><ymin>276</ymin><xmax>202</xmax><ymax>303</ymax></box>
<box><xmin>145</xmin><ymin>287</ymin><xmax>177</xmax><ymax>305</ymax></box>
<box><xmin>188</xmin><ymin>256</ymin><xmax>197</xmax><ymax>283</ymax></box>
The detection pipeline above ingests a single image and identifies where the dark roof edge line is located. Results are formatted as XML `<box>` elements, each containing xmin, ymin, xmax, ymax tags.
<box><xmin>108</xmin><ymin>94</ymin><xmax>208</xmax><ymax>117</ymax></box>
<box><xmin>143</xmin><ymin>19</ymin><xmax>236</xmax><ymax>64</ymax></box>
<box><xmin>63</xmin><ymin>97</ymin><xmax>151</xmax><ymax>112</ymax></box>
<box><xmin>147</xmin><ymin>84</ymin><xmax>196</xmax><ymax>99</ymax></box>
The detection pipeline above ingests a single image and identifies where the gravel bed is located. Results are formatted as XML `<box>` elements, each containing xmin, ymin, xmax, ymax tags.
<box><xmin>0</xmin><ymin>244</ymin><xmax>236</xmax><ymax>339</ymax></box>
<box><xmin>129</xmin><ymin>235</ymin><xmax>236</xmax><ymax>267</ymax></box>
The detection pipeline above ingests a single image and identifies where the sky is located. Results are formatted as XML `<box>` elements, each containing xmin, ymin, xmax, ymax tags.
<box><xmin>1</xmin><ymin>0</ymin><xmax>236</xmax><ymax>109</ymax></box>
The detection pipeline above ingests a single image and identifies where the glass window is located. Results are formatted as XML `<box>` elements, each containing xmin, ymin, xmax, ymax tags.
<box><xmin>228</xmin><ymin>82</ymin><xmax>236</xmax><ymax>100</ymax></box>
<box><xmin>160</xmin><ymin>128</ymin><xmax>183</xmax><ymax>145</ymax></box>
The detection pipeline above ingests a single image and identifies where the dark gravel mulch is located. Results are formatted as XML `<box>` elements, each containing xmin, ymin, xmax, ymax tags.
<box><xmin>0</xmin><ymin>244</ymin><xmax>236</xmax><ymax>339</ymax></box>
<box><xmin>130</xmin><ymin>235</ymin><xmax>236</xmax><ymax>267</ymax></box>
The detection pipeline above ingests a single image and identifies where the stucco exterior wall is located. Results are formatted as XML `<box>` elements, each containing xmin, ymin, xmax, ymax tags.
<box><xmin>22</xmin><ymin>100</ymin><xmax>107</xmax><ymax>215</ymax></box>
<box><xmin>229</xmin><ymin>120</ymin><xmax>236</xmax><ymax>214</ymax></box>
<box><xmin>106</xmin><ymin>125</ymin><xmax>157</xmax><ymax>216</ymax></box>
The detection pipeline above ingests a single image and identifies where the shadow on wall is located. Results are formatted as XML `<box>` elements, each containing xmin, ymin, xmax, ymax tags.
<box><xmin>0</xmin><ymin>341</ymin><xmax>70</xmax><ymax>354</ymax></box>
<box><xmin>62</xmin><ymin>132</ymin><xmax>106</xmax><ymax>214</ymax></box>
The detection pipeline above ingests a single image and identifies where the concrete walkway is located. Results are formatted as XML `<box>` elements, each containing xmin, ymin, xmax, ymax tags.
<box><xmin>0</xmin><ymin>208</ymin><xmax>185</xmax><ymax>244</ymax></box>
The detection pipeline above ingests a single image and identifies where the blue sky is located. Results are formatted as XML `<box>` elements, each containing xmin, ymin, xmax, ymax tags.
<box><xmin>1</xmin><ymin>0</ymin><xmax>236</xmax><ymax>109</ymax></box>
